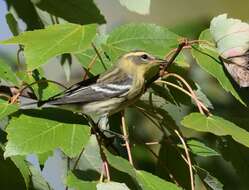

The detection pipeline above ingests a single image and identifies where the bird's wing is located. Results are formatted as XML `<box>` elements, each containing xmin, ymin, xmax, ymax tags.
<box><xmin>46</xmin><ymin>73</ymin><xmax>133</xmax><ymax>105</ymax></box>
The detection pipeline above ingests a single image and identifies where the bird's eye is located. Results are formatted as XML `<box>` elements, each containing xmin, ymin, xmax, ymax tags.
<box><xmin>141</xmin><ymin>54</ymin><xmax>149</xmax><ymax>60</ymax></box>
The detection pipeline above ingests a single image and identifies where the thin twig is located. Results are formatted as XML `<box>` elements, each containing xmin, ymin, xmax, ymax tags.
<box><xmin>188</xmin><ymin>39</ymin><xmax>215</xmax><ymax>47</ymax></box>
<box><xmin>121</xmin><ymin>111</ymin><xmax>134</xmax><ymax>166</ymax></box>
<box><xmin>0</xmin><ymin>93</ymin><xmax>11</xmax><ymax>100</ymax></box>
<box><xmin>145</xmin><ymin>141</ymin><xmax>160</xmax><ymax>145</ymax></box>
<box><xmin>174</xmin><ymin>129</ymin><xmax>195</xmax><ymax>190</ymax></box>
<box><xmin>99</xmin><ymin>163</ymin><xmax>105</xmax><ymax>182</ymax></box>
<box><xmin>155</xmin><ymin>80</ymin><xmax>209</xmax><ymax>114</ymax></box>
<box><xmin>103</xmin><ymin>161</ymin><xmax>110</xmax><ymax>181</ymax></box>
<box><xmin>91</xmin><ymin>43</ymin><xmax>107</xmax><ymax>71</ymax></box>
<box><xmin>162</xmin><ymin>73</ymin><xmax>207</xmax><ymax>115</ymax></box>
<box><xmin>83</xmin><ymin>54</ymin><xmax>98</xmax><ymax>80</ymax></box>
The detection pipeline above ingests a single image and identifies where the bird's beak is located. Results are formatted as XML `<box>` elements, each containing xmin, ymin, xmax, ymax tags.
<box><xmin>154</xmin><ymin>58</ymin><xmax>169</xmax><ymax>68</ymax></box>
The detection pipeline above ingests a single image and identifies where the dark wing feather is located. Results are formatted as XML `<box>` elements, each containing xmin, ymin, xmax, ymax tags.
<box><xmin>45</xmin><ymin>70</ymin><xmax>133</xmax><ymax>105</ymax></box>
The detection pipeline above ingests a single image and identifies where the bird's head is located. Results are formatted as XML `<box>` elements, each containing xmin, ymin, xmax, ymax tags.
<box><xmin>117</xmin><ymin>51</ymin><xmax>168</xmax><ymax>80</ymax></box>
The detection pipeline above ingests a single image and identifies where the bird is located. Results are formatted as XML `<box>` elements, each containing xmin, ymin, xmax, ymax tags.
<box><xmin>17</xmin><ymin>50</ymin><xmax>168</xmax><ymax>134</ymax></box>
<box><xmin>20</xmin><ymin>50</ymin><xmax>168</xmax><ymax>119</ymax></box>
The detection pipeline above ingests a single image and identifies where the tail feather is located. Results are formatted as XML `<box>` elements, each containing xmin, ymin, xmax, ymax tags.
<box><xmin>19</xmin><ymin>96</ymin><xmax>56</xmax><ymax>109</ymax></box>
<box><xmin>19</xmin><ymin>96</ymin><xmax>39</xmax><ymax>109</ymax></box>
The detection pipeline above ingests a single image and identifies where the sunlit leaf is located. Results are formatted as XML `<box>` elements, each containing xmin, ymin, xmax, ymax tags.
<box><xmin>0</xmin><ymin>100</ymin><xmax>18</xmax><ymax>121</ymax></box>
<box><xmin>37</xmin><ymin>151</ymin><xmax>53</xmax><ymax>166</ymax></box>
<box><xmin>1</xmin><ymin>23</ymin><xmax>97</xmax><ymax>71</ymax></box>
<box><xmin>0</xmin><ymin>59</ymin><xmax>18</xmax><ymax>85</ymax></box>
<box><xmin>75</xmin><ymin>33</ymin><xmax>112</xmax><ymax>75</ymax></box>
<box><xmin>5</xmin><ymin>109</ymin><xmax>90</xmax><ymax>157</ymax></box>
<box><xmin>66</xmin><ymin>172</ymin><xmax>97</xmax><ymax>190</ymax></box>
<box><xmin>119</xmin><ymin>0</ymin><xmax>151</xmax><ymax>15</ymax></box>
<box><xmin>103</xmin><ymin>23</ymin><xmax>181</xmax><ymax>61</ymax></box>
<box><xmin>97</xmin><ymin>182</ymin><xmax>130</xmax><ymax>190</ymax></box>
<box><xmin>181</xmin><ymin>112</ymin><xmax>249</xmax><ymax>148</ymax></box>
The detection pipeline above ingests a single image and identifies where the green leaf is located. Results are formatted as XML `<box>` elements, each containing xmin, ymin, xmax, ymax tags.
<box><xmin>5</xmin><ymin>109</ymin><xmax>90</xmax><ymax>157</ymax></box>
<box><xmin>181</xmin><ymin>112</ymin><xmax>249</xmax><ymax>148</ymax></box>
<box><xmin>61</xmin><ymin>53</ymin><xmax>72</xmax><ymax>82</ymax></box>
<box><xmin>156</xmin><ymin>138</ymin><xmax>190</xmax><ymax>189</ymax></box>
<box><xmin>0</xmin><ymin>147</ymin><xmax>27</xmax><ymax>189</ymax></box>
<box><xmin>118</xmin><ymin>0</ymin><xmax>151</xmax><ymax>15</ymax></box>
<box><xmin>1</xmin><ymin>23</ymin><xmax>97</xmax><ymax>71</ymax></box>
<box><xmin>11</xmin><ymin>155</ymin><xmax>31</xmax><ymax>189</ymax></box>
<box><xmin>196</xmin><ymin>166</ymin><xmax>224</xmax><ymax>190</ymax></box>
<box><xmin>5</xmin><ymin>12</ymin><xmax>19</xmax><ymax>36</ymax></box>
<box><xmin>77</xmin><ymin>135</ymin><xmax>102</xmax><ymax>175</ymax></box>
<box><xmin>136</xmin><ymin>170</ymin><xmax>182</xmax><ymax>190</ymax></box>
<box><xmin>192</xmin><ymin>30</ymin><xmax>245</xmax><ymax>105</ymax></box>
<box><xmin>0</xmin><ymin>100</ymin><xmax>18</xmax><ymax>121</ymax></box>
<box><xmin>104</xmin><ymin>149</ymin><xmax>181</xmax><ymax>190</ymax></box>
<box><xmin>0</xmin><ymin>59</ymin><xmax>18</xmax><ymax>85</ymax></box>
<box><xmin>219</xmin><ymin>137</ymin><xmax>249</xmax><ymax>188</ymax></box>
<box><xmin>66</xmin><ymin>172</ymin><xmax>97</xmax><ymax>190</ymax></box>
<box><xmin>97</xmin><ymin>182</ymin><xmax>130</xmax><ymax>190</ymax></box>
<box><xmin>32</xmin><ymin>0</ymin><xmax>105</xmax><ymax>25</ymax></box>
<box><xmin>4</xmin><ymin>0</ymin><xmax>44</xmax><ymax>30</ymax></box>
<box><xmin>37</xmin><ymin>151</ymin><xmax>53</xmax><ymax>166</ymax></box>
<box><xmin>75</xmin><ymin>33</ymin><xmax>112</xmax><ymax>75</ymax></box>
<box><xmin>103</xmin><ymin>23</ymin><xmax>180</xmax><ymax>61</ymax></box>
<box><xmin>29</xmin><ymin>164</ymin><xmax>52</xmax><ymax>190</ymax></box>
<box><xmin>178</xmin><ymin>139</ymin><xmax>220</xmax><ymax>157</ymax></box>
<box><xmin>194</xmin><ymin>83</ymin><xmax>213</xmax><ymax>109</ymax></box>
<box><xmin>103</xmin><ymin>148</ymin><xmax>136</xmax><ymax>178</ymax></box>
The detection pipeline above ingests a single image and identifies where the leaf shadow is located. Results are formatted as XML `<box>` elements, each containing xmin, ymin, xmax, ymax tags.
<box><xmin>12</xmin><ymin>108</ymin><xmax>89</xmax><ymax>125</ymax></box>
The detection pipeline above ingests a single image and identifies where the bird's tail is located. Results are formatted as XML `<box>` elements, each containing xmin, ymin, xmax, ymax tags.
<box><xmin>19</xmin><ymin>96</ymin><xmax>39</xmax><ymax>109</ymax></box>
<box><xmin>0</xmin><ymin>85</ymin><xmax>54</xmax><ymax>109</ymax></box>
<box><xmin>19</xmin><ymin>96</ymin><xmax>56</xmax><ymax>109</ymax></box>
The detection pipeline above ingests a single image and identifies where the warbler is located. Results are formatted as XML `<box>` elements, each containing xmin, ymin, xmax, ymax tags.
<box><xmin>20</xmin><ymin>51</ymin><xmax>168</xmax><ymax>117</ymax></box>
